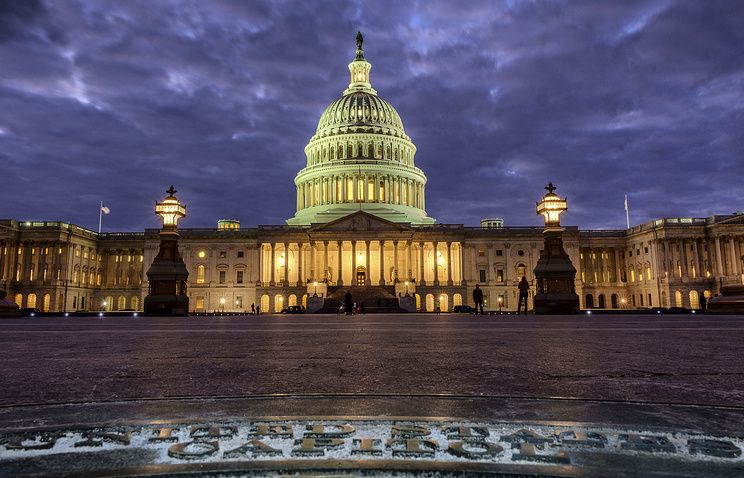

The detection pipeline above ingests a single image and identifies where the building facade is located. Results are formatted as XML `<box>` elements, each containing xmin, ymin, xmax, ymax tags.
<box><xmin>2</xmin><ymin>38</ymin><xmax>743</xmax><ymax>313</ymax></box>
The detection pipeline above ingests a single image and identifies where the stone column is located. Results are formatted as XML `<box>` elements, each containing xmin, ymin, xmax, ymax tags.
<box><xmin>365</xmin><ymin>240</ymin><xmax>371</xmax><ymax>285</ymax></box>
<box><xmin>310</xmin><ymin>241</ymin><xmax>316</xmax><ymax>281</ymax></box>
<box><xmin>379</xmin><ymin>241</ymin><xmax>386</xmax><ymax>285</ymax></box>
<box><xmin>729</xmin><ymin>238</ymin><xmax>739</xmax><ymax>276</ymax></box>
<box><xmin>336</xmin><ymin>241</ymin><xmax>343</xmax><ymax>285</ymax></box>
<box><xmin>351</xmin><ymin>241</ymin><xmax>357</xmax><ymax>284</ymax></box>
<box><xmin>433</xmin><ymin>241</ymin><xmax>440</xmax><ymax>285</ymax></box>
<box><xmin>269</xmin><ymin>243</ymin><xmax>276</xmax><ymax>286</ymax></box>
<box><xmin>323</xmin><ymin>241</ymin><xmax>329</xmax><ymax>281</ymax></box>
<box><xmin>282</xmin><ymin>243</ymin><xmax>289</xmax><ymax>285</ymax></box>
<box><xmin>715</xmin><ymin>237</ymin><xmax>723</xmax><ymax>277</ymax></box>
<box><xmin>418</xmin><ymin>242</ymin><xmax>425</xmax><ymax>284</ymax></box>
<box><xmin>446</xmin><ymin>242</ymin><xmax>453</xmax><ymax>285</ymax></box>
<box><xmin>297</xmin><ymin>243</ymin><xmax>303</xmax><ymax>286</ymax></box>
<box><xmin>407</xmin><ymin>241</ymin><xmax>413</xmax><ymax>280</ymax></box>
<box><xmin>692</xmin><ymin>239</ymin><xmax>701</xmax><ymax>278</ymax></box>
<box><xmin>393</xmin><ymin>241</ymin><xmax>399</xmax><ymax>281</ymax></box>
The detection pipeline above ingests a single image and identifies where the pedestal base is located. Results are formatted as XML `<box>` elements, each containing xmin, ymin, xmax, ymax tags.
<box><xmin>144</xmin><ymin>294</ymin><xmax>189</xmax><ymax>316</ymax></box>
<box><xmin>707</xmin><ymin>285</ymin><xmax>744</xmax><ymax>314</ymax></box>
<box><xmin>534</xmin><ymin>293</ymin><xmax>580</xmax><ymax>314</ymax></box>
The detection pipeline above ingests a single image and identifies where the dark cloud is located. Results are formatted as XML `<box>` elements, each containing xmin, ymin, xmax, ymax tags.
<box><xmin>0</xmin><ymin>0</ymin><xmax>742</xmax><ymax>231</ymax></box>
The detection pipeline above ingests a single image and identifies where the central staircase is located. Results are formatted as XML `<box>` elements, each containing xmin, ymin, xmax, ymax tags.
<box><xmin>320</xmin><ymin>285</ymin><xmax>402</xmax><ymax>313</ymax></box>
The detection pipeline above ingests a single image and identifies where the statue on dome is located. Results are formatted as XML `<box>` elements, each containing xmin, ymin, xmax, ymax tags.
<box><xmin>356</xmin><ymin>30</ymin><xmax>363</xmax><ymax>50</ymax></box>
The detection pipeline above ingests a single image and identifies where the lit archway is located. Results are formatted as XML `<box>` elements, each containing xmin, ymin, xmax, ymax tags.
<box><xmin>288</xmin><ymin>294</ymin><xmax>297</xmax><ymax>306</ymax></box>
<box><xmin>674</xmin><ymin>290</ymin><xmax>683</xmax><ymax>307</ymax></box>
<box><xmin>260</xmin><ymin>294</ymin><xmax>270</xmax><ymax>313</ymax></box>
<box><xmin>453</xmin><ymin>293</ymin><xmax>462</xmax><ymax>307</ymax></box>
<box><xmin>425</xmin><ymin>294</ymin><xmax>434</xmax><ymax>312</ymax></box>
<box><xmin>689</xmin><ymin>290</ymin><xmax>699</xmax><ymax>309</ymax></box>
<box><xmin>274</xmin><ymin>294</ymin><xmax>284</xmax><ymax>313</ymax></box>
<box><xmin>27</xmin><ymin>293</ymin><xmax>37</xmax><ymax>309</ymax></box>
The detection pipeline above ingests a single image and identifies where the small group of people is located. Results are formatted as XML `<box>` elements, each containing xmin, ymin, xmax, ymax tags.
<box><xmin>341</xmin><ymin>291</ymin><xmax>365</xmax><ymax>315</ymax></box>
<box><xmin>249</xmin><ymin>303</ymin><xmax>260</xmax><ymax>315</ymax></box>
<box><xmin>472</xmin><ymin>276</ymin><xmax>531</xmax><ymax>315</ymax></box>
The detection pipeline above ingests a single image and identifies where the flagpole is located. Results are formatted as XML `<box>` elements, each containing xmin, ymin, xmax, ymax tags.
<box><xmin>98</xmin><ymin>200</ymin><xmax>103</xmax><ymax>234</ymax></box>
<box><xmin>624</xmin><ymin>195</ymin><xmax>630</xmax><ymax>229</ymax></box>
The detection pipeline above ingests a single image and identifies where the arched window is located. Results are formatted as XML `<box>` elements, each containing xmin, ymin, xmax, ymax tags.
<box><xmin>395</xmin><ymin>148</ymin><xmax>399</xmax><ymax>161</ymax></box>
<box><xmin>117</xmin><ymin>296</ymin><xmax>126</xmax><ymax>311</ymax></box>
<box><xmin>274</xmin><ymin>294</ymin><xmax>284</xmax><ymax>312</ymax></box>
<box><xmin>260</xmin><ymin>294</ymin><xmax>270</xmax><ymax>313</ymax></box>
<box><xmin>131</xmin><ymin>296</ymin><xmax>139</xmax><ymax>310</ymax></box>
<box><xmin>598</xmin><ymin>294</ymin><xmax>606</xmax><ymax>308</ymax></box>
<box><xmin>288</xmin><ymin>294</ymin><xmax>297</xmax><ymax>306</ymax></box>
<box><xmin>610</xmin><ymin>294</ymin><xmax>618</xmax><ymax>309</ymax></box>
<box><xmin>14</xmin><ymin>294</ymin><xmax>22</xmax><ymax>307</ymax></box>
<box><xmin>42</xmin><ymin>293</ymin><xmax>50</xmax><ymax>312</ymax></box>
<box><xmin>339</xmin><ymin>145</ymin><xmax>344</xmax><ymax>159</ymax></box>
<box><xmin>453</xmin><ymin>293</ymin><xmax>463</xmax><ymax>307</ymax></box>
<box><xmin>585</xmin><ymin>294</ymin><xmax>594</xmax><ymax>308</ymax></box>
<box><xmin>386</xmin><ymin>145</ymin><xmax>391</xmax><ymax>159</ymax></box>
<box><xmin>674</xmin><ymin>290</ymin><xmax>683</xmax><ymax>307</ymax></box>
<box><xmin>27</xmin><ymin>293</ymin><xmax>37</xmax><ymax>309</ymax></box>
<box><xmin>368</xmin><ymin>144</ymin><xmax>373</xmax><ymax>158</ymax></box>
<box><xmin>516</xmin><ymin>264</ymin><xmax>526</xmax><ymax>280</ymax></box>
<box><xmin>377</xmin><ymin>144</ymin><xmax>382</xmax><ymax>158</ymax></box>
<box><xmin>329</xmin><ymin>146</ymin><xmax>335</xmax><ymax>160</ymax></box>
<box><xmin>425</xmin><ymin>294</ymin><xmax>434</xmax><ymax>312</ymax></box>
<box><xmin>689</xmin><ymin>290</ymin><xmax>699</xmax><ymax>309</ymax></box>
<box><xmin>196</xmin><ymin>265</ymin><xmax>205</xmax><ymax>284</ymax></box>
<box><xmin>322</xmin><ymin>147</ymin><xmax>326</xmax><ymax>160</ymax></box>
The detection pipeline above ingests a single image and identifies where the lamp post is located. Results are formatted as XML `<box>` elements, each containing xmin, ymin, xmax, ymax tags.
<box><xmin>143</xmin><ymin>186</ymin><xmax>190</xmax><ymax>316</ymax></box>
<box><xmin>533</xmin><ymin>182</ymin><xmax>580</xmax><ymax>314</ymax></box>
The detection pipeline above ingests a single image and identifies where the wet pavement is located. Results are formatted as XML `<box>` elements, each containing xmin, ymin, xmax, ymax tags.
<box><xmin>1</xmin><ymin>313</ymin><xmax>744</xmax><ymax>477</ymax></box>
<box><xmin>1</xmin><ymin>313</ymin><xmax>743</xmax><ymax>409</ymax></box>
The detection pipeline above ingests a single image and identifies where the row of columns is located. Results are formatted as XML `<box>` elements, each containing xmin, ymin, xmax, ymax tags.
<box><xmin>260</xmin><ymin>240</ymin><xmax>460</xmax><ymax>286</ymax></box>
<box><xmin>658</xmin><ymin>237</ymin><xmax>741</xmax><ymax>279</ymax></box>
<box><xmin>297</xmin><ymin>174</ymin><xmax>425</xmax><ymax>210</ymax></box>
<box><xmin>309</xmin><ymin>142</ymin><xmax>412</xmax><ymax>165</ymax></box>
<box><xmin>580</xmin><ymin>247</ymin><xmax>625</xmax><ymax>284</ymax></box>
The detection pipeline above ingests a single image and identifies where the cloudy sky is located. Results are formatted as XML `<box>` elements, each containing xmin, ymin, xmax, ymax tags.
<box><xmin>1</xmin><ymin>0</ymin><xmax>742</xmax><ymax>231</ymax></box>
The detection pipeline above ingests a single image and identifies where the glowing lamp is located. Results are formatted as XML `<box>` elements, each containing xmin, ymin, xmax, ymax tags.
<box><xmin>155</xmin><ymin>186</ymin><xmax>186</xmax><ymax>229</ymax></box>
<box><xmin>220</xmin><ymin>298</ymin><xmax>225</xmax><ymax>304</ymax></box>
<box><xmin>536</xmin><ymin>182</ymin><xmax>568</xmax><ymax>229</ymax></box>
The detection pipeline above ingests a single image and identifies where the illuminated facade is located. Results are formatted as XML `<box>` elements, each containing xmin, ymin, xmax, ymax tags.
<box><xmin>1</xmin><ymin>36</ymin><xmax>743</xmax><ymax>314</ymax></box>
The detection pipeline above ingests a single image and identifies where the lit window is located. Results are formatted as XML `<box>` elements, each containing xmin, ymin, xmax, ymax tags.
<box><xmin>196</xmin><ymin>265</ymin><xmax>205</xmax><ymax>284</ymax></box>
<box><xmin>196</xmin><ymin>296</ymin><xmax>205</xmax><ymax>310</ymax></box>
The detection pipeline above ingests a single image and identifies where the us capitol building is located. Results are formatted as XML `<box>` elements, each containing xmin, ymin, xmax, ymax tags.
<box><xmin>2</xmin><ymin>36</ymin><xmax>743</xmax><ymax>314</ymax></box>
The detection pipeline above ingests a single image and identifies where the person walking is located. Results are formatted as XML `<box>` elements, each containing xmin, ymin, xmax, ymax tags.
<box><xmin>344</xmin><ymin>291</ymin><xmax>353</xmax><ymax>316</ymax></box>
<box><xmin>472</xmin><ymin>284</ymin><xmax>484</xmax><ymax>315</ymax></box>
<box><xmin>699</xmin><ymin>293</ymin><xmax>707</xmax><ymax>313</ymax></box>
<box><xmin>256</xmin><ymin>305</ymin><xmax>260</xmax><ymax>315</ymax></box>
<box><xmin>517</xmin><ymin>276</ymin><xmax>530</xmax><ymax>315</ymax></box>
<box><xmin>250</xmin><ymin>303</ymin><xmax>255</xmax><ymax>315</ymax></box>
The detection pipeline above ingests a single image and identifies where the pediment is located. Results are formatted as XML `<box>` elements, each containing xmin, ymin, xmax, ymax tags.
<box><xmin>310</xmin><ymin>211</ymin><xmax>412</xmax><ymax>232</ymax></box>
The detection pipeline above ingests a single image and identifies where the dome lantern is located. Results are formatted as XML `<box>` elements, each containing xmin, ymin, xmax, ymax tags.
<box><xmin>344</xmin><ymin>31</ymin><xmax>377</xmax><ymax>96</ymax></box>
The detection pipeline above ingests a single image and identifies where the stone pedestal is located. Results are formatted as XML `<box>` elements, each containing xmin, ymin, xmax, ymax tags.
<box><xmin>533</xmin><ymin>230</ymin><xmax>580</xmax><ymax>314</ymax></box>
<box><xmin>144</xmin><ymin>231</ymin><xmax>189</xmax><ymax>316</ymax></box>
<box><xmin>707</xmin><ymin>285</ymin><xmax>744</xmax><ymax>314</ymax></box>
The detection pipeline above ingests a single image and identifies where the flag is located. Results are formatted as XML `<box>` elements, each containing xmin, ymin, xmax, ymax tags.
<box><xmin>624</xmin><ymin>195</ymin><xmax>628</xmax><ymax>212</ymax></box>
<box><xmin>101</xmin><ymin>205</ymin><xmax>110</xmax><ymax>215</ymax></box>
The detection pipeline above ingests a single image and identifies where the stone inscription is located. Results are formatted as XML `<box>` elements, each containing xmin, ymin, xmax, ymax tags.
<box><xmin>1</xmin><ymin>420</ymin><xmax>742</xmax><ymax>468</ymax></box>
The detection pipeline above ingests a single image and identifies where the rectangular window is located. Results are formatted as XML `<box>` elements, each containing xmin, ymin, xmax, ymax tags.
<box><xmin>195</xmin><ymin>296</ymin><xmax>205</xmax><ymax>310</ymax></box>
<box><xmin>495</xmin><ymin>250</ymin><xmax>503</xmax><ymax>256</ymax></box>
<box><xmin>236</xmin><ymin>271</ymin><xmax>244</xmax><ymax>284</ymax></box>
<box><xmin>648</xmin><ymin>293</ymin><xmax>652</xmax><ymax>306</ymax></box>
<box><xmin>640</xmin><ymin>294</ymin><xmax>644</xmax><ymax>307</ymax></box>
<box><xmin>219</xmin><ymin>251</ymin><xmax>226</xmax><ymax>259</ymax></box>
<box><xmin>236</xmin><ymin>296</ymin><xmax>243</xmax><ymax>308</ymax></box>
<box><xmin>237</xmin><ymin>251</ymin><xmax>244</xmax><ymax>258</ymax></box>
<box><xmin>219</xmin><ymin>271</ymin><xmax>226</xmax><ymax>284</ymax></box>
<box><xmin>478</xmin><ymin>250</ymin><xmax>485</xmax><ymax>257</ymax></box>
<box><xmin>479</xmin><ymin>269</ymin><xmax>487</xmax><ymax>283</ymax></box>
<box><xmin>497</xmin><ymin>269</ymin><xmax>504</xmax><ymax>282</ymax></box>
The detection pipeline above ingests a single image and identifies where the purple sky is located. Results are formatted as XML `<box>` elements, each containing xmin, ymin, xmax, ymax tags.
<box><xmin>1</xmin><ymin>1</ymin><xmax>743</xmax><ymax>232</ymax></box>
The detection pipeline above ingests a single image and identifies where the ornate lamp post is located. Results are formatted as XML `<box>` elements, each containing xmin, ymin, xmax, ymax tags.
<box><xmin>533</xmin><ymin>183</ymin><xmax>580</xmax><ymax>314</ymax></box>
<box><xmin>143</xmin><ymin>186</ymin><xmax>190</xmax><ymax>316</ymax></box>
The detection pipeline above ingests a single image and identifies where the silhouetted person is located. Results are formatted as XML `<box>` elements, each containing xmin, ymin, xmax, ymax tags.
<box><xmin>256</xmin><ymin>305</ymin><xmax>260</xmax><ymax>315</ymax></box>
<box><xmin>700</xmin><ymin>293</ymin><xmax>707</xmax><ymax>313</ymax></box>
<box><xmin>344</xmin><ymin>291</ymin><xmax>353</xmax><ymax>316</ymax></box>
<box><xmin>472</xmin><ymin>284</ymin><xmax>484</xmax><ymax>315</ymax></box>
<box><xmin>250</xmin><ymin>303</ymin><xmax>255</xmax><ymax>315</ymax></box>
<box><xmin>518</xmin><ymin>276</ymin><xmax>530</xmax><ymax>315</ymax></box>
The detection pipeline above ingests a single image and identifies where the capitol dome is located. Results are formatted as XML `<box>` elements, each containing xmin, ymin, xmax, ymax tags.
<box><xmin>287</xmin><ymin>33</ymin><xmax>435</xmax><ymax>226</ymax></box>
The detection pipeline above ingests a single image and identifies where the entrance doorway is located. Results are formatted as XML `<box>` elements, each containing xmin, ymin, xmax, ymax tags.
<box><xmin>356</xmin><ymin>267</ymin><xmax>366</xmax><ymax>286</ymax></box>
